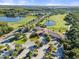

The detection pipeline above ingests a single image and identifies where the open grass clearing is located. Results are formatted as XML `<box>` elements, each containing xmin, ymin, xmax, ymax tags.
<box><xmin>40</xmin><ymin>14</ymin><xmax>68</xmax><ymax>34</ymax></box>
<box><xmin>14</xmin><ymin>38</ymin><xmax>26</xmax><ymax>44</ymax></box>
<box><xmin>8</xmin><ymin>15</ymin><xmax>37</xmax><ymax>28</ymax></box>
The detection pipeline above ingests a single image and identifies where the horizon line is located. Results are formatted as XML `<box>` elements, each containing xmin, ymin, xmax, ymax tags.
<box><xmin>0</xmin><ymin>5</ymin><xmax>79</xmax><ymax>7</ymax></box>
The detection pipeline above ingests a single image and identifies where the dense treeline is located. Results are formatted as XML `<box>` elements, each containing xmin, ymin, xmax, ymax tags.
<box><xmin>0</xmin><ymin>7</ymin><xmax>79</xmax><ymax>17</ymax></box>
<box><xmin>0</xmin><ymin>22</ymin><xmax>13</xmax><ymax>36</ymax></box>
<box><xmin>0</xmin><ymin>8</ymin><xmax>29</xmax><ymax>17</ymax></box>
<box><xmin>63</xmin><ymin>13</ymin><xmax>79</xmax><ymax>59</ymax></box>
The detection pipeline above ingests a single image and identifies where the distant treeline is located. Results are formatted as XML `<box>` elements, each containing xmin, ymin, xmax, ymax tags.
<box><xmin>0</xmin><ymin>7</ymin><xmax>79</xmax><ymax>17</ymax></box>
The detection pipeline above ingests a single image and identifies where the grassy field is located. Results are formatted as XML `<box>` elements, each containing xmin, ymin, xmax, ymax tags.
<box><xmin>0</xmin><ymin>45</ymin><xmax>5</xmax><ymax>50</ymax></box>
<box><xmin>14</xmin><ymin>38</ymin><xmax>26</xmax><ymax>44</ymax></box>
<box><xmin>8</xmin><ymin>15</ymin><xmax>37</xmax><ymax>28</ymax></box>
<box><xmin>30</xmin><ymin>36</ymin><xmax>39</xmax><ymax>42</ymax></box>
<box><xmin>40</xmin><ymin>14</ymin><xmax>68</xmax><ymax>34</ymax></box>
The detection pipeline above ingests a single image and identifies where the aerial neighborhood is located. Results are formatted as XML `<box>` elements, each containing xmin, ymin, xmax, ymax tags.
<box><xmin>0</xmin><ymin>6</ymin><xmax>79</xmax><ymax>59</ymax></box>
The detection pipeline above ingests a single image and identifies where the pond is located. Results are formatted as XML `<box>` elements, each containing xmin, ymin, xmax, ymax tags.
<box><xmin>44</xmin><ymin>20</ymin><xmax>55</xmax><ymax>26</ymax></box>
<box><xmin>0</xmin><ymin>16</ymin><xmax>23</xmax><ymax>22</ymax></box>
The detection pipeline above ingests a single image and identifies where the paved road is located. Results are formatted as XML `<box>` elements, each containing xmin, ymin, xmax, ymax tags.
<box><xmin>32</xmin><ymin>43</ymin><xmax>49</xmax><ymax>59</ymax></box>
<box><xmin>15</xmin><ymin>48</ymin><xmax>29</xmax><ymax>59</ymax></box>
<box><xmin>15</xmin><ymin>39</ymin><xmax>35</xmax><ymax>59</ymax></box>
<box><xmin>27</xmin><ymin>13</ymin><xmax>52</xmax><ymax>25</ymax></box>
<box><xmin>0</xmin><ymin>28</ymin><xmax>19</xmax><ymax>43</ymax></box>
<box><xmin>44</xmin><ymin>28</ymin><xmax>61</xmax><ymax>39</ymax></box>
<box><xmin>35</xmin><ymin>27</ymin><xmax>61</xmax><ymax>39</ymax></box>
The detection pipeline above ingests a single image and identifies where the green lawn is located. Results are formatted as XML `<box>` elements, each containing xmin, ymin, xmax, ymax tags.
<box><xmin>30</xmin><ymin>36</ymin><xmax>39</xmax><ymax>42</ymax></box>
<box><xmin>14</xmin><ymin>38</ymin><xmax>26</xmax><ymax>44</ymax></box>
<box><xmin>8</xmin><ymin>15</ymin><xmax>37</xmax><ymax>28</ymax></box>
<box><xmin>0</xmin><ymin>45</ymin><xmax>5</xmax><ymax>50</ymax></box>
<box><xmin>40</xmin><ymin>14</ymin><xmax>68</xmax><ymax>34</ymax></box>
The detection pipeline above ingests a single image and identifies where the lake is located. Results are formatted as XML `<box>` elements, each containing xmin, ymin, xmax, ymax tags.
<box><xmin>0</xmin><ymin>16</ymin><xmax>23</xmax><ymax>22</ymax></box>
<box><xmin>45</xmin><ymin>20</ymin><xmax>55</xmax><ymax>26</ymax></box>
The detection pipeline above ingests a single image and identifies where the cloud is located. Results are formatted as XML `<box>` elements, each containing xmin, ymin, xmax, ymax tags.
<box><xmin>0</xmin><ymin>3</ymin><xmax>10</xmax><ymax>5</ymax></box>
<box><xmin>44</xmin><ymin>4</ymin><xmax>61</xmax><ymax>6</ymax></box>
<box><xmin>0</xmin><ymin>0</ymin><xmax>28</xmax><ymax>5</ymax></box>
<box><xmin>70</xmin><ymin>2</ymin><xmax>79</xmax><ymax>6</ymax></box>
<box><xmin>0</xmin><ymin>0</ymin><xmax>13</xmax><ymax>5</ymax></box>
<box><xmin>0</xmin><ymin>0</ymin><xmax>79</xmax><ymax>6</ymax></box>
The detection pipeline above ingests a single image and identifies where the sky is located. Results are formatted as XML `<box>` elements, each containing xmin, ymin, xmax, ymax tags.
<box><xmin>0</xmin><ymin>0</ymin><xmax>79</xmax><ymax>6</ymax></box>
